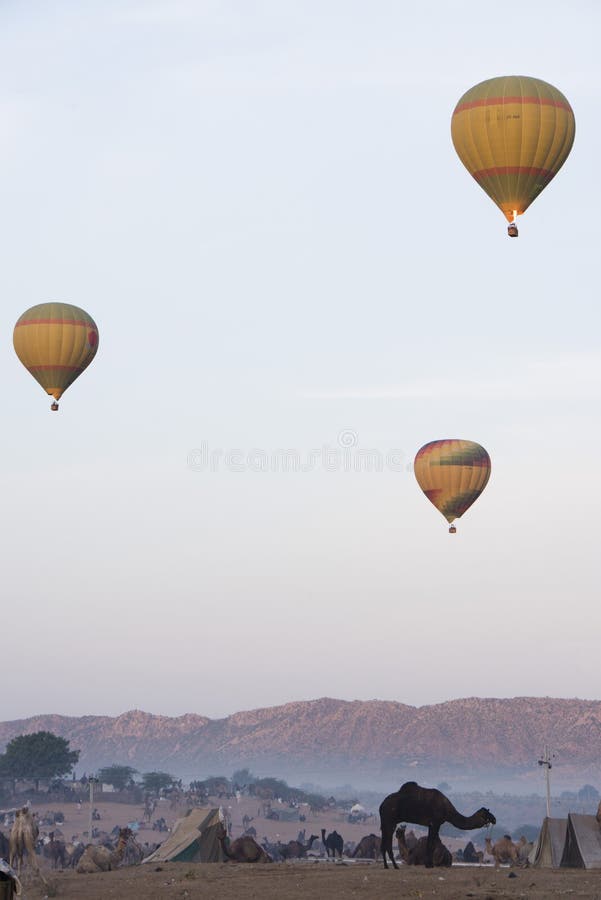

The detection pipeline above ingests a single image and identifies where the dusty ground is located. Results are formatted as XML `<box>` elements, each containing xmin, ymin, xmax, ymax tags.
<box><xmin>16</xmin><ymin>859</ymin><xmax>601</xmax><ymax>900</ymax></box>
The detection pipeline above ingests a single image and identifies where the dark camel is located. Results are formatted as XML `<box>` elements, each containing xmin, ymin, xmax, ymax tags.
<box><xmin>351</xmin><ymin>833</ymin><xmax>381</xmax><ymax>859</ymax></box>
<box><xmin>462</xmin><ymin>840</ymin><xmax>483</xmax><ymax>863</ymax></box>
<box><xmin>380</xmin><ymin>781</ymin><xmax>495</xmax><ymax>869</ymax></box>
<box><xmin>44</xmin><ymin>831</ymin><xmax>67</xmax><ymax>868</ymax></box>
<box><xmin>396</xmin><ymin>824</ymin><xmax>452</xmax><ymax>867</ymax></box>
<box><xmin>216</xmin><ymin>824</ymin><xmax>272</xmax><ymax>863</ymax></box>
<box><xmin>321</xmin><ymin>828</ymin><xmax>343</xmax><ymax>859</ymax></box>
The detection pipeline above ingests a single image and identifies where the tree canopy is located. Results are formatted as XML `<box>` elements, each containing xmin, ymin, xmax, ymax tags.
<box><xmin>141</xmin><ymin>771</ymin><xmax>176</xmax><ymax>795</ymax></box>
<box><xmin>96</xmin><ymin>765</ymin><xmax>138</xmax><ymax>791</ymax></box>
<box><xmin>578</xmin><ymin>784</ymin><xmax>600</xmax><ymax>804</ymax></box>
<box><xmin>232</xmin><ymin>768</ymin><xmax>257</xmax><ymax>786</ymax></box>
<box><xmin>0</xmin><ymin>731</ymin><xmax>79</xmax><ymax>789</ymax></box>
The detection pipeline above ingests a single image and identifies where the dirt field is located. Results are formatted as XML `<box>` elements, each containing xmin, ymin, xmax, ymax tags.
<box><xmin>24</xmin><ymin>795</ymin><xmax>381</xmax><ymax>845</ymax></box>
<box><xmin>16</xmin><ymin>859</ymin><xmax>601</xmax><ymax>900</ymax></box>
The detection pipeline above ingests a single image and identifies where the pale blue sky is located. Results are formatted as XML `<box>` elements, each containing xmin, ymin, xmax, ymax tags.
<box><xmin>2</xmin><ymin>0</ymin><xmax>600</xmax><ymax>720</ymax></box>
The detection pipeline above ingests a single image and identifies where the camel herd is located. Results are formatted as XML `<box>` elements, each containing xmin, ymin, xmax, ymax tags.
<box><xmin>2</xmin><ymin>806</ymin><xmax>151</xmax><ymax>887</ymax></box>
<box><xmin>1</xmin><ymin>782</ymin><xmax>536</xmax><ymax>882</ymax></box>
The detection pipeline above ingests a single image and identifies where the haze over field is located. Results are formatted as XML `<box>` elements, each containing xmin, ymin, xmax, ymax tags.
<box><xmin>1</xmin><ymin>1</ymin><xmax>600</xmax><ymax>721</ymax></box>
<box><xmin>1</xmin><ymin>698</ymin><xmax>600</xmax><ymax>796</ymax></box>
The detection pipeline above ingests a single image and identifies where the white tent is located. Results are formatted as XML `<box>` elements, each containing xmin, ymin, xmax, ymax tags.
<box><xmin>143</xmin><ymin>807</ymin><xmax>225</xmax><ymax>864</ymax></box>
<box><xmin>560</xmin><ymin>814</ymin><xmax>601</xmax><ymax>869</ymax></box>
<box><xmin>529</xmin><ymin>818</ymin><xmax>567</xmax><ymax>868</ymax></box>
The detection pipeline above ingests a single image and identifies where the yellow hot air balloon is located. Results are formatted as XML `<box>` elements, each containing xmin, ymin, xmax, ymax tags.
<box><xmin>414</xmin><ymin>439</ymin><xmax>491</xmax><ymax>533</ymax></box>
<box><xmin>13</xmin><ymin>302</ymin><xmax>99</xmax><ymax>410</ymax></box>
<box><xmin>451</xmin><ymin>75</ymin><xmax>575</xmax><ymax>237</ymax></box>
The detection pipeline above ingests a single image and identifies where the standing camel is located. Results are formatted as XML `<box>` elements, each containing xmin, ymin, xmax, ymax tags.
<box><xmin>379</xmin><ymin>781</ymin><xmax>496</xmax><ymax>869</ymax></box>
<box><xmin>321</xmin><ymin>828</ymin><xmax>343</xmax><ymax>859</ymax></box>
<box><xmin>44</xmin><ymin>831</ymin><xmax>67</xmax><ymax>868</ymax></box>
<box><xmin>9</xmin><ymin>808</ymin><xmax>46</xmax><ymax>885</ymax></box>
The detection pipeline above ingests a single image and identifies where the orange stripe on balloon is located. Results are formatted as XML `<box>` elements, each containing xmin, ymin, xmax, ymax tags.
<box><xmin>472</xmin><ymin>166</ymin><xmax>555</xmax><ymax>181</ymax></box>
<box><xmin>453</xmin><ymin>96</ymin><xmax>572</xmax><ymax>115</ymax></box>
<box><xmin>15</xmin><ymin>319</ymin><xmax>94</xmax><ymax>327</ymax></box>
<box><xmin>27</xmin><ymin>365</ymin><xmax>84</xmax><ymax>372</ymax></box>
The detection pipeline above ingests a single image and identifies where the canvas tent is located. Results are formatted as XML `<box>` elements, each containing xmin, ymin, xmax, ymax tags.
<box><xmin>272</xmin><ymin>808</ymin><xmax>299</xmax><ymax>822</ymax></box>
<box><xmin>143</xmin><ymin>807</ymin><xmax>225</xmax><ymax>864</ymax></box>
<box><xmin>560</xmin><ymin>814</ymin><xmax>601</xmax><ymax>869</ymax></box>
<box><xmin>529</xmin><ymin>818</ymin><xmax>567</xmax><ymax>868</ymax></box>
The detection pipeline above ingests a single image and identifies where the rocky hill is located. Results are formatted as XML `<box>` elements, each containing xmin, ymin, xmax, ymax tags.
<box><xmin>1</xmin><ymin>697</ymin><xmax>600</xmax><ymax>788</ymax></box>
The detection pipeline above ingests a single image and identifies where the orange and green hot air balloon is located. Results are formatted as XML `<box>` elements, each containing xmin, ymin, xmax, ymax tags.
<box><xmin>414</xmin><ymin>439</ymin><xmax>491</xmax><ymax>533</ymax></box>
<box><xmin>451</xmin><ymin>75</ymin><xmax>575</xmax><ymax>236</ymax></box>
<box><xmin>13</xmin><ymin>301</ymin><xmax>99</xmax><ymax>410</ymax></box>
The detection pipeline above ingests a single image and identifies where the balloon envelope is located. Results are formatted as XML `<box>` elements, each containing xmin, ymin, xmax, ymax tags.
<box><xmin>414</xmin><ymin>439</ymin><xmax>491</xmax><ymax>525</ymax></box>
<box><xmin>13</xmin><ymin>302</ymin><xmax>99</xmax><ymax>402</ymax></box>
<box><xmin>451</xmin><ymin>75</ymin><xmax>575</xmax><ymax>222</ymax></box>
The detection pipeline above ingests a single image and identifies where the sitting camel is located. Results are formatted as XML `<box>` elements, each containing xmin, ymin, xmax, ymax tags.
<box><xmin>351</xmin><ymin>834</ymin><xmax>381</xmax><ymax>859</ymax></box>
<box><xmin>379</xmin><ymin>781</ymin><xmax>496</xmax><ymax>869</ymax></box>
<box><xmin>396</xmin><ymin>825</ymin><xmax>452</xmax><ymax>867</ymax></box>
<box><xmin>462</xmin><ymin>839</ymin><xmax>484</xmax><ymax>863</ymax></box>
<box><xmin>9</xmin><ymin>808</ymin><xmax>46</xmax><ymax>885</ymax></box>
<box><xmin>76</xmin><ymin>827</ymin><xmax>132</xmax><ymax>873</ymax></box>
<box><xmin>216</xmin><ymin>824</ymin><xmax>272</xmax><ymax>863</ymax></box>
<box><xmin>485</xmin><ymin>835</ymin><xmax>519</xmax><ymax>868</ymax></box>
<box><xmin>321</xmin><ymin>828</ymin><xmax>343</xmax><ymax>859</ymax></box>
<box><xmin>278</xmin><ymin>834</ymin><xmax>319</xmax><ymax>859</ymax></box>
<box><xmin>403</xmin><ymin>828</ymin><xmax>418</xmax><ymax>851</ymax></box>
<box><xmin>517</xmin><ymin>835</ymin><xmax>533</xmax><ymax>866</ymax></box>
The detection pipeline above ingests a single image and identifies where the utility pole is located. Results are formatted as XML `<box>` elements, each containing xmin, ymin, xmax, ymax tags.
<box><xmin>88</xmin><ymin>777</ymin><xmax>99</xmax><ymax>841</ymax></box>
<box><xmin>538</xmin><ymin>746</ymin><xmax>553</xmax><ymax>818</ymax></box>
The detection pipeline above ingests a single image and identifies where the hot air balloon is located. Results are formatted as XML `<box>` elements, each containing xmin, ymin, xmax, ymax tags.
<box><xmin>451</xmin><ymin>75</ymin><xmax>575</xmax><ymax>237</ymax></box>
<box><xmin>414</xmin><ymin>439</ymin><xmax>491</xmax><ymax>533</ymax></box>
<box><xmin>13</xmin><ymin>301</ymin><xmax>99</xmax><ymax>411</ymax></box>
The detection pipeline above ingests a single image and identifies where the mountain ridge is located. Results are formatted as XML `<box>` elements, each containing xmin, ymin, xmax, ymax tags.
<box><xmin>1</xmin><ymin>697</ymin><xmax>600</xmax><ymax>786</ymax></box>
